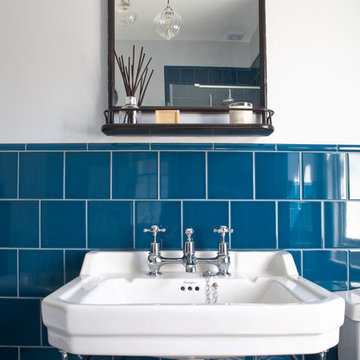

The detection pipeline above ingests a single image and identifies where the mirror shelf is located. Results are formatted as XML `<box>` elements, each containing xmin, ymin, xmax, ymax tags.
<box><xmin>102</xmin><ymin>107</ymin><xmax>274</xmax><ymax>136</ymax></box>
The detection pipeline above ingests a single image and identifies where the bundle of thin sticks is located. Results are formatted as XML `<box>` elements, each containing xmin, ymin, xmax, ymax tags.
<box><xmin>114</xmin><ymin>46</ymin><xmax>154</xmax><ymax>106</ymax></box>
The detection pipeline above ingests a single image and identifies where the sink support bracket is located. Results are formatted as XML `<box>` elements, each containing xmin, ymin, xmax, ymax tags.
<box><xmin>59</xmin><ymin>350</ymin><xmax>68</xmax><ymax>360</ymax></box>
<box><xmin>319</xmin><ymin>350</ymin><xmax>328</xmax><ymax>360</ymax></box>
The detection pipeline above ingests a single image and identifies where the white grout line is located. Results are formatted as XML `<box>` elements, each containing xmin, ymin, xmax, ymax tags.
<box><xmin>63</xmin><ymin>152</ymin><xmax>65</xmax><ymax>200</ymax></box>
<box><xmin>158</xmin><ymin>151</ymin><xmax>161</xmax><ymax>199</ymax></box>
<box><xmin>133</xmin><ymin>201</ymin><xmax>136</xmax><ymax>249</ymax></box>
<box><xmin>205</xmin><ymin>151</ymin><xmax>208</xmax><ymax>199</ymax></box>
<box><xmin>38</xmin><ymin>201</ymin><xmax>42</xmax><ymax>248</ymax></box>
<box><xmin>252</xmin><ymin>152</ymin><xmax>256</xmax><ymax>199</ymax></box>
<box><xmin>321</xmin><ymin>201</ymin><xmax>325</xmax><ymax>249</ymax></box>
<box><xmin>85</xmin><ymin>201</ymin><xmax>88</xmax><ymax>249</ymax></box>
<box><xmin>299</xmin><ymin>152</ymin><xmax>303</xmax><ymax>200</ymax></box>
<box><xmin>17</xmin><ymin>153</ymin><xmax>20</xmax><ymax>199</ymax></box>
<box><xmin>347</xmin><ymin>250</ymin><xmax>350</xmax><ymax>290</ymax></box>
<box><xmin>275</xmin><ymin>201</ymin><xmax>279</xmax><ymax>249</ymax></box>
<box><xmin>228</xmin><ymin>201</ymin><xmax>232</xmax><ymax>249</ymax></box>
<box><xmin>16</xmin><ymin>249</ymin><xmax>19</xmax><ymax>297</ymax></box>
<box><xmin>110</xmin><ymin>151</ymin><xmax>113</xmax><ymax>200</ymax></box>
<box><xmin>180</xmin><ymin>200</ymin><xmax>184</xmax><ymax>248</ymax></box>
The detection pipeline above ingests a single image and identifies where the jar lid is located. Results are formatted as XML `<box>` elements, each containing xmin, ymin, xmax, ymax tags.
<box><xmin>229</xmin><ymin>102</ymin><xmax>253</xmax><ymax>109</ymax></box>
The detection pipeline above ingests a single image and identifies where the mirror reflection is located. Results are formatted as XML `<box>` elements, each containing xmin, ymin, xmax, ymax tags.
<box><xmin>113</xmin><ymin>0</ymin><xmax>261</xmax><ymax>108</ymax></box>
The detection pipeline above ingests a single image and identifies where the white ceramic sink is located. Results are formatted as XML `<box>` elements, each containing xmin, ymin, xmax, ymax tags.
<box><xmin>42</xmin><ymin>250</ymin><xmax>344</xmax><ymax>357</ymax></box>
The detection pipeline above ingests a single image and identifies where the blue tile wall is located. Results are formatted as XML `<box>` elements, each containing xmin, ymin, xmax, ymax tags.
<box><xmin>2</xmin><ymin>143</ymin><xmax>360</xmax><ymax>360</ymax></box>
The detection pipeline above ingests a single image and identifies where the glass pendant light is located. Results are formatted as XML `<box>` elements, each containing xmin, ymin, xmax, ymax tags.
<box><xmin>154</xmin><ymin>0</ymin><xmax>182</xmax><ymax>40</ymax></box>
<box><xmin>117</xmin><ymin>0</ymin><xmax>137</xmax><ymax>27</ymax></box>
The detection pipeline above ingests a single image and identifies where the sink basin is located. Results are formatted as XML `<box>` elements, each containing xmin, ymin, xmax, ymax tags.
<box><xmin>42</xmin><ymin>250</ymin><xmax>344</xmax><ymax>357</ymax></box>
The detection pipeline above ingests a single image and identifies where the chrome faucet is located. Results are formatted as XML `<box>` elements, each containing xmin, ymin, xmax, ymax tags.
<box><xmin>144</xmin><ymin>225</ymin><xmax>233</xmax><ymax>276</ymax></box>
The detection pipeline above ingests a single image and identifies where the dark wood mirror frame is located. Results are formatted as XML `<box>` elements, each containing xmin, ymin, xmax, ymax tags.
<box><xmin>103</xmin><ymin>0</ymin><xmax>274</xmax><ymax>136</ymax></box>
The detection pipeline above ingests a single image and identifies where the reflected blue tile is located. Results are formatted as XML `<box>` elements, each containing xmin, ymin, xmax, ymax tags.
<box><xmin>255</xmin><ymin>153</ymin><xmax>300</xmax><ymax>199</ymax></box>
<box><xmin>135</xmin><ymin>201</ymin><xmax>181</xmax><ymax>249</ymax></box>
<box><xmin>27</xmin><ymin>143</ymin><xmax>86</xmax><ymax>150</ymax></box>
<box><xmin>350</xmin><ymin>251</ymin><xmax>360</xmax><ymax>289</ymax></box>
<box><xmin>183</xmin><ymin>201</ymin><xmax>229</xmax><ymax>249</ymax></box>
<box><xmin>231</xmin><ymin>202</ymin><xmax>276</xmax><ymax>249</ymax></box>
<box><xmin>208</xmin><ymin>152</ymin><xmax>253</xmax><ymax>199</ymax></box>
<box><xmin>65</xmin><ymin>152</ymin><xmax>110</xmax><ymax>199</ymax></box>
<box><xmin>304</xmin><ymin>345</ymin><xmax>338</xmax><ymax>360</ymax></box>
<box><xmin>19</xmin><ymin>250</ymin><xmax>63</xmax><ymax>297</ymax></box>
<box><xmin>19</xmin><ymin>152</ymin><xmax>63</xmax><ymax>199</ymax></box>
<box><xmin>0</xmin><ymin>348</ymin><xmax>17</xmax><ymax>360</ymax></box>
<box><xmin>88</xmin><ymin>201</ymin><xmax>133</xmax><ymax>249</ymax></box>
<box><xmin>214</xmin><ymin>144</ymin><xmax>275</xmax><ymax>151</ymax></box>
<box><xmin>277</xmin><ymin>144</ymin><xmax>337</xmax><ymax>152</ymax></box>
<box><xmin>0</xmin><ymin>250</ymin><xmax>17</xmax><ymax>296</ymax></box>
<box><xmin>165</xmin><ymin>67</ymin><xmax>180</xmax><ymax>83</ymax></box>
<box><xmin>278</xmin><ymin>202</ymin><xmax>322</xmax><ymax>249</ymax></box>
<box><xmin>223</xmin><ymin>69</ymin><xmax>237</xmax><ymax>85</ymax></box>
<box><xmin>348</xmin><ymin>153</ymin><xmax>360</xmax><ymax>199</ymax></box>
<box><xmin>209</xmin><ymin>68</ymin><xmax>222</xmax><ymax>84</ymax></box>
<box><xmin>21</xmin><ymin>348</ymin><xmax>60</xmax><ymax>360</ymax></box>
<box><xmin>113</xmin><ymin>152</ymin><xmax>157</xmax><ymax>199</ymax></box>
<box><xmin>181</xmin><ymin>68</ymin><xmax>194</xmax><ymax>82</ymax></box>
<box><xmin>65</xmin><ymin>250</ymin><xmax>88</xmax><ymax>282</ymax></box>
<box><xmin>302</xmin><ymin>153</ymin><xmax>346</xmax><ymax>199</ymax></box>
<box><xmin>194</xmin><ymin>68</ymin><xmax>209</xmax><ymax>83</ymax></box>
<box><xmin>88</xmin><ymin>143</ymin><xmax>150</xmax><ymax>150</ymax></box>
<box><xmin>0</xmin><ymin>201</ymin><xmax>39</xmax><ymax>247</ymax></box>
<box><xmin>160</xmin><ymin>152</ymin><xmax>205</xmax><ymax>199</ymax></box>
<box><xmin>287</xmin><ymin>250</ymin><xmax>302</xmax><ymax>275</ymax></box>
<box><xmin>325</xmin><ymin>202</ymin><xmax>360</xmax><ymax>248</ymax></box>
<box><xmin>0</xmin><ymin>299</ymin><xmax>40</xmax><ymax>345</ymax></box>
<box><xmin>41</xmin><ymin>201</ymin><xmax>86</xmax><ymax>248</ymax></box>
<box><xmin>0</xmin><ymin>144</ymin><xmax>25</xmax><ymax>150</ymax></box>
<box><xmin>339</xmin><ymin>145</ymin><xmax>360</xmax><ymax>152</ymax></box>
<box><xmin>0</xmin><ymin>152</ymin><xmax>17</xmax><ymax>198</ymax></box>
<box><xmin>303</xmin><ymin>250</ymin><xmax>347</xmax><ymax>291</ymax></box>
<box><xmin>151</xmin><ymin>143</ymin><xmax>213</xmax><ymax>151</ymax></box>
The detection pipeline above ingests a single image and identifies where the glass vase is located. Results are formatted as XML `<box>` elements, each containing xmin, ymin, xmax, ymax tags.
<box><xmin>118</xmin><ymin>96</ymin><xmax>142</xmax><ymax>124</ymax></box>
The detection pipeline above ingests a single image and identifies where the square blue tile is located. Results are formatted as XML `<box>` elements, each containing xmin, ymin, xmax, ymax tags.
<box><xmin>0</xmin><ymin>152</ymin><xmax>17</xmax><ymax>198</ymax></box>
<box><xmin>255</xmin><ymin>153</ymin><xmax>300</xmax><ymax>199</ymax></box>
<box><xmin>348</xmin><ymin>153</ymin><xmax>360</xmax><ymax>199</ymax></box>
<box><xmin>349</xmin><ymin>251</ymin><xmax>360</xmax><ymax>289</ymax></box>
<box><xmin>208</xmin><ymin>152</ymin><xmax>253</xmax><ymax>199</ymax></box>
<box><xmin>19</xmin><ymin>250</ymin><xmax>64</xmax><ymax>297</ymax></box>
<box><xmin>0</xmin><ymin>250</ymin><xmax>17</xmax><ymax>296</ymax></box>
<box><xmin>181</xmin><ymin>68</ymin><xmax>194</xmax><ymax>83</ymax></box>
<box><xmin>194</xmin><ymin>68</ymin><xmax>209</xmax><ymax>83</ymax></box>
<box><xmin>160</xmin><ymin>152</ymin><xmax>206</xmax><ymax>199</ymax></box>
<box><xmin>113</xmin><ymin>152</ymin><xmax>158</xmax><ymax>199</ymax></box>
<box><xmin>0</xmin><ymin>348</ymin><xmax>17</xmax><ymax>360</ymax></box>
<box><xmin>303</xmin><ymin>250</ymin><xmax>347</xmax><ymax>291</ymax></box>
<box><xmin>19</xmin><ymin>152</ymin><xmax>63</xmax><ymax>199</ymax></box>
<box><xmin>0</xmin><ymin>201</ymin><xmax>39</xmax><ymax>247</ymax></box>
<box><xmin>41</xmin><ymin>201</ymin><xmax>86</xmax><ymax>248</ymax></box>
<box><xmin>302</xmin><ymin>153</ymin><xmax>346</xmax><ymax>199</ymax></box>
<box><xmin>165</xmin><ymin>67</ymin><xmax>180</xmax><ymax>83</ymax></box>
<box><xmin>231</xmin><ymin>202</ymin><xmax>276</xmax><ymax>249</ymax></box>
<box><xmin>135</xmin><ymin>201</ymin><xmax>181</xmax><ymax>250</ymax></box>
<box><xmin>325</xmin><ymin>202</ymin><xmax>360</xmax><ymax>248</ymax></box>
<box><xmin>65</xmin><ymin>152</ymin><xmax>110</xmax><ymax>199</ymax></box>
<box><xmin>209</xmin><ymin>68</ymin><xmax>222</xmax><ymax>84</ymax></box>
<box><xmin>287</xmin><ymin>250</ymin><xmax>302</xmax><ymax>275</ymax></box>
<box><xmin>183</xmin><ymin>201</ymin><xmax>229</xmax><ymax>249</ymax></box>
<box><xmin>0</xmin><ymin>299</ymin><xmax>40</xmax><ymax>345</ymax></box>
<box><xmin>278</xmin><ymin>202</ymin><xmax>322</xmax><ymax>249</ymax></box>
<box><xmin>88</xmin><ymin>201</ymin><xmax>133</xmax><ymax>249</ymax></box>
<box><xmin>65</xmin><ymin>250</ymin><xmax>88</xmax><ymax>282</ymax></box>
<box><xmin>20</xmin><ymin>348</ymin><xmax>61</xmax><ymax>360</ymax></box>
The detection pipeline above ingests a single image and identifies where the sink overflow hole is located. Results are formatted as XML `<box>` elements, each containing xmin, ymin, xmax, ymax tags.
<box><xmin>180</xmin><ymin>286</ymin><xmax>200</xmax><ymax>291</ymax></box>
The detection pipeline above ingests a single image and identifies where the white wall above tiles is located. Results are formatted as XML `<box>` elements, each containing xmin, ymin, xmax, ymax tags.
<box><xmin>0</xmin><ymin>0</ymin><xmax>359</xmax><ymax>143</ymax></box>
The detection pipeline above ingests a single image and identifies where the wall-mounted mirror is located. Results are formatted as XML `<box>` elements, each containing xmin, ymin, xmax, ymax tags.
<box><xmin>108</xmin><ymin>0</ymin><xmax>267</xmax><ymax>111</ymax></box>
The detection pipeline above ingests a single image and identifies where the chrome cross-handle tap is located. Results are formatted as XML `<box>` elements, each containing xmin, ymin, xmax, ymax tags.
<box><xmin>183</xmin><ymin>228</ymin><xmax>197</xmax><ymax>272</ymax></box>
<box><xmin>213</xmin><ymin>226</ymin><xmax>233</xmax><ymax>275</ymax></box>
<box><xmin>144</xmin><ymin>225</ymin><xmax>166</xmax><ymax>255</ymax></box>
